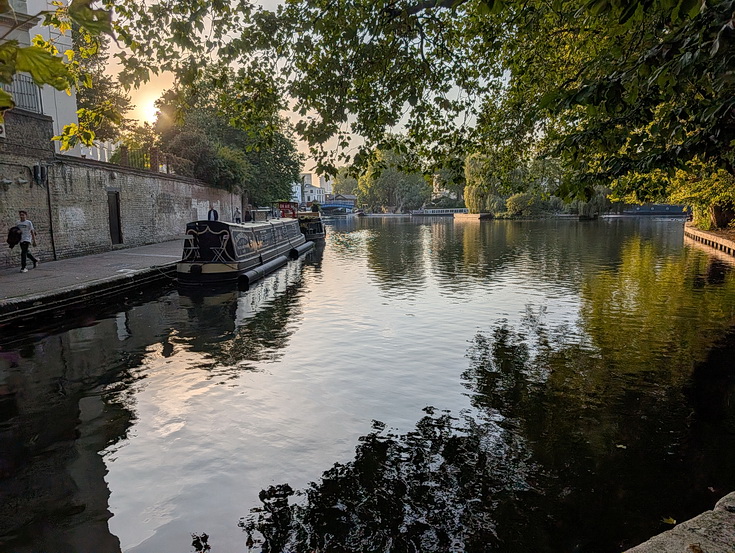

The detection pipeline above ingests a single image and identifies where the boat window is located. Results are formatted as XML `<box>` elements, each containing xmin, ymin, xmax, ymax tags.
<box><xmin>258</xmin><ymin>229</ymin><xmax>273</xmax><ymax>246</ymax></box>
<box><xmin>231</xmin><ymin>229</ymin><xmax>255</xmax><ymax>256</ymax></box>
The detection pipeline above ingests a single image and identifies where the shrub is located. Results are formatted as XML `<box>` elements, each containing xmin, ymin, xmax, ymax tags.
<box><xmin>505</xmin><ymin>192</ymin><xmax>539</xmax><ymax>217</ymax></box>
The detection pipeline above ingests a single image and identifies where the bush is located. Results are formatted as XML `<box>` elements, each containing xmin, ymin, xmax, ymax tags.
<box><xmin>505</xmin><ymin>192</ymin><xmax>539</xmax><ymax>217</ymax></box>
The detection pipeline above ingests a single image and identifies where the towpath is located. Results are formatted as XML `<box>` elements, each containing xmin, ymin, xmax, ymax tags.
<box><xmin>0</xmin><ymin>239</ymin><xmax>182</xmax><ymax>326</ymax></box>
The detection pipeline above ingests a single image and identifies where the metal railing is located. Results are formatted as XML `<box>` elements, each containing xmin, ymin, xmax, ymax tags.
<box><xmin>111</xmin><ymin>145</ymin><xmax>193</xmax><ymax>175</ymax></box>
<box><xmin>1</xmin><ymin>74</ymin><xmax>42</xmax><ymax>113</ymax></box>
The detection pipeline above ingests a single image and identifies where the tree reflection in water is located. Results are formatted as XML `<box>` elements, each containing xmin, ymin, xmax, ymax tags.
<box><xmin>241</xmin><ymin>312</ymin><xmax>735</xmax><ymax>553</ymax></box>
<box><xmin>241</xmin><ymin>408</ymin><xmax>545</xmax><ymax>553</ymax></box>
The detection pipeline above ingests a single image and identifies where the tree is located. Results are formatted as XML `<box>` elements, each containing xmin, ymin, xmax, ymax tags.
<box><xmin>358</xmin><ymin>148</ymin><xmax>431</xmax><ymax>212</ymax></box>
<box><xmin>244</xmin><ymin>129</ymin><xmax>302</xmax><ymax>205</ymax></box>
<box><xmin>332</xmin><ymin>167</ymin><xmax>359</xmax><ymax>196</ymax></box>
<box><xmin>72</xmin><ymin>32</ymin><xmax>130</xmax><ymax>142</ymax></box>
<box><xmin>260</xmin><ymin>0</ymin><xmax>735</xmax><ymax>220</ymax></box>
<box><xmin>7</xmin><ymin>0</ymin><xmax>735</xmax><ymax>224</ymax></box>
<box><xmin>153</xmin><ymin>66</ymin><xmax>302</xmax><ymax>201</ymax></box>
<box><xmin>2</xmin><ymin>0</ymin><xmax>284</xmax><ymax>151</ymax></box>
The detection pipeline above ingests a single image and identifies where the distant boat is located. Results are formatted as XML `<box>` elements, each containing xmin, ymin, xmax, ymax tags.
<box><xmin>410</xmin><ymin>208</ymin><xmax>469</xmax><ymax>216</ymax></box>
<box><xmin>177</xmin><ymin>218</ymin><xmax>313</xmax><ymax>287</ymax></box>
<box><xmin>275</xmin><ymin>201</ymin><xmax>327</xmax><ymax>241</ymax></box>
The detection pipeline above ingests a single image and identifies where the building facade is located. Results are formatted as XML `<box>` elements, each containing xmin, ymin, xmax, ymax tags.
<box><xmin>0</xmin><ymin>109</ymin><xmax>245</xmax><ymax>269</ymax></box>
<box><xmin>303</xmin><ymin>184</ymin><xmax>325</xmax><ymax>205</ymax></box>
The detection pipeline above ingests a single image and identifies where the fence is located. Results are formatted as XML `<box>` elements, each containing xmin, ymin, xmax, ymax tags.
<box><xmin>113</xmin><ymin>146</ymin><xmax>193</xmax><ymax>176</ymax></box>
<box><xmin>1</xmin><ymin>74</ymin><xmax>42</xmax><ymax>113</ymax></box>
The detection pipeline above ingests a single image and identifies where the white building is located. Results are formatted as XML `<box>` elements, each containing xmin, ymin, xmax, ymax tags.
<box><xmin>290</xmin><ymin>181</ymin><xmax>302</xmax><ymax>203</ymax></box>
<box><xmin>303</xmin><ymin>184</ymin><xmax>325</xmax><ymax>205</ymax></box>
<box><xmin>2</xmin><ymin>0</ymin><xmax>93</xmax><ymax>157</ymax></box>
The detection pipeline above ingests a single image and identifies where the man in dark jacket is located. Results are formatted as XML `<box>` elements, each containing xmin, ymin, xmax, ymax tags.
<box><xmin>14</xmin><ymin>210</ymin><xmax>38</xmax><ymax>273</ymax></box>
<box><xmin>6</xmin><ymin>226</ymin><xmax>21</xmax><ymax>249</ymax></box>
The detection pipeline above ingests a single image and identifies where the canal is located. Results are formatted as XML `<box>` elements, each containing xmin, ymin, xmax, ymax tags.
<box><xmin>1</xmin><ymin>217</ymin><xmax>735</xmax><ymax>552</ymax></box>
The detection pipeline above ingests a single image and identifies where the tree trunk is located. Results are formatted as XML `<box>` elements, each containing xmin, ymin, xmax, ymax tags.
<box><xmin>709</xmin><ymin>204</ymin><xmax>735</xmax><ymax>229</ymax></box>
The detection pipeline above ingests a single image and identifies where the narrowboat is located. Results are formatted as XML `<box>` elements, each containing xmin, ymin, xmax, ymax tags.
<box><xmin>176</xmin><ymin>218</ymin><xmax>313</xmax><ymax>287</ymax></box>
<box><xmin>275</xmin><ymin>202</ymin><xmax>327</xmax><ymax>241</ymax></box>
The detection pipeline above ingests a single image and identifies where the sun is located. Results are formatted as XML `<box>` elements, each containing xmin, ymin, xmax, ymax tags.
<box><xmin>140</xmin><ymin>97</ymin><xmax>159</xmax><ymax>124</ymax></box>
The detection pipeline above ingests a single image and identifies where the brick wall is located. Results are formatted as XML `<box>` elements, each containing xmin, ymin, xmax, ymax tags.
<box><xmin>0</xmin><ymin>109</ymin><xmax>55</xmax><ymax>268</ymax></box>
<box><xmin>0</xmin><ymin>110</ymin><xmax>244</xmax><ymax>268</ymax></box>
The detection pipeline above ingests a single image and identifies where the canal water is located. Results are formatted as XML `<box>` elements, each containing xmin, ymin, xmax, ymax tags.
<box><xmin>1</xmin><ymin>217</ymin><xmax>735</xmax><ymax>553</ymax></box>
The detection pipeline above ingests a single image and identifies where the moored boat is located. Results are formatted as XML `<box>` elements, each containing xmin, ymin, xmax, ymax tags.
<box><xmin>176</xmin><ymin>218</ymin><xmax>313</xmax><ymax>287</ymax></box>
<box><xmin>276</xmin><ymin>201</ymin><xmax>327</xmax><ymax>241</ymax></box>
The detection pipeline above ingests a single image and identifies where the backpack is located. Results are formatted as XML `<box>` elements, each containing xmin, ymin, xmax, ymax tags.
<box><xmin>6</xmin><ymin>226</ymin><xmax>21</xmax><ymax>249</ymax></box>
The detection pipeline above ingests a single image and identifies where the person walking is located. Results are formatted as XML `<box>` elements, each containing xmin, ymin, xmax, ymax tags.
<box><xmin>16</xmin><ymin>210</ymin><xmax>38</xmax><ymax>273</ymax></box>
<box><xmin>207</xmin><ymin>204</ymin><xmax>219</xmax><ymax>221</ymax></box>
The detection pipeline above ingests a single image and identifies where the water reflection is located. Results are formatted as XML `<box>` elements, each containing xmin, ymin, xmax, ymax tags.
<box><xmin>0</xmin><ymin>257</ymin><xmax>312</xmax><ymax>552</ymax></box>
<box><xmin>176</xmin><ymin>261</ymin><xmax>307</xmax><ymax>371</ymax></box>
<box><xmin>239</xmin><ymin>221</ymin><xmax>735</xmax><ymax>553</ymax></box>
<box><xmin>2</xmin><ymin>219</ymin><xmax>735</xmax><ymax>553</ymax></box>
<box><xmin>244</xmin><ymin>314</ymin><xmax>735</xmax><ymax>553</ymax></box>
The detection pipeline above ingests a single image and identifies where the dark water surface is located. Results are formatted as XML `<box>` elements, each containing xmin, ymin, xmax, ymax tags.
<box><xmin>1</xmin><ymin>217</ymin><xmax>735</xmax><ymax>553</ymax></box>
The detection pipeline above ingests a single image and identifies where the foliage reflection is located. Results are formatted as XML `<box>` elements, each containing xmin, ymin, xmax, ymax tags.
<box><xmin>242</xmin><ymin>238</ymin><xmax>735</xmax><ymax>552</ymax></box>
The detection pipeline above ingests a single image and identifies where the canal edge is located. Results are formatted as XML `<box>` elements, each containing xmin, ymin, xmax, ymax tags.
<box><xmin>0</xmin><ymin>264</ymin><xmax>177</xmax><ymax>327</ymax></box>
<box><xmin>624</xmin><ymin>491</ymin><xmax>735</xmax><ymax>553</ymax></box>
<box><xmin>684</xmin><ymin>224</ymin><xmax>735</xmax><ymax>257</ymax></box>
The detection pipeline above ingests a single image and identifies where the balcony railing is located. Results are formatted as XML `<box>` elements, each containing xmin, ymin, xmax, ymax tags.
<box><xmin>1</xmin><ymin>74</ymin><xmax>42</xmax><ymax>113</ymax></box>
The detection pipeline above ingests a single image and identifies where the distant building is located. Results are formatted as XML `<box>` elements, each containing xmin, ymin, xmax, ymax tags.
<box><xmin>291</xmin><ymin>181</ymin><xmax>302</xmax><ymax>203</ymax></box>
<box><xmin>299</xmin><ymin>172</ymin><xmax>313</xmax><ymax>187</ymax></box>
<box><xmin>319</xmin><ymin>175</ymin><xmax>333</xmax><ymax>195</ymax></box>
<box><xmin>304</xmin><ymin>183</ymin><xmax>325</xmax><ymax>205</ymax></box>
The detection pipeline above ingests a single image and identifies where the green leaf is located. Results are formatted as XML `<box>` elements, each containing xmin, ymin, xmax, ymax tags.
<box><xmin>0</xmin><ymin>87</ymin><xmax>15</xmax><ymax>118</ymax></box>
<box><xmin>539</xmin><ymin>90</ymin><xmax>558</xmax><ymax>109</ymax></box>
<box><xmin>677</xmin><ymin>0</ymin><xmax>701</xmax><ymax>20</ymax></box>
<box><xmin>15</xmin><ymin>46</ymin><xmax>72</xmax><ymax>89</ymax></box>
<box><xmin>68</xmin><ymin>0</ymin><xmax>112</xmax><ymax>35</ymax></box>
<box><xmin>587</xmin><ymin>0</ymin><xmax>609</xmax><ymax>16</ymax></box>
<box><xmin>479</xmin><ymin>0</ymin><xmax>505</xmax><ymax>15</ymax></box>
<box><xmin>618</xmin><ymin>2</ymin><xmax>639</xmax><ymax>25</ymax></box>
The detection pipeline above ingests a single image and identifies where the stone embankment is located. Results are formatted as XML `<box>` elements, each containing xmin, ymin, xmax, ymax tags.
<box><xmin>0</xmin><ymin>240</ymin><xmax>181</xmax><ymax>327</ymax></box>
<box><xmin>625</xmin><ymin>492</ymin><xmax>735</xmax><ymax>553</ymax></box>
<box><xmin>684</xmin><ymin>224</ymin><xmax>735</xmax><ymax>257</ymax></box>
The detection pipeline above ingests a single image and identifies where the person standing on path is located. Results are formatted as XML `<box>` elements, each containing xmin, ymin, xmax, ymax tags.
<box><xmin>16</xmin><ymin>210</ymin><xmax>38</xmax><ymax>273</ymax></box>
<box><xmin>233</xmin><ymin>207</ymin><xmax>241</xmax><ymax>223</ymax></box>
<box><xmin>208</xmin><ymin>204</ymin><xmax>219</xmax><ymax>221</ymax></box>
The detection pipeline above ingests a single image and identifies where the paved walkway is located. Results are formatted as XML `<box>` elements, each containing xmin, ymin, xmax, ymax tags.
<box><xmin>0</xmin><ymin>240</ymin><xmax>183</xmax><ymax>324</ymax></box>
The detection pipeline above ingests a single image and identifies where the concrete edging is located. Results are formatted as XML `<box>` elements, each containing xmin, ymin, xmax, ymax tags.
<box><xmin>624</xmin><ymin>492</ymin><xmax>735</xmax><ymax>553</ymax></box>
<box><xmin>684</xmin><ymin>224</ymin><xmax>735</xmax><ymax>257</ymax></box>
<box><xmin>0</xmin><ymin>264</ymin><xmax>176</xmax><ymax>325</ymax></box>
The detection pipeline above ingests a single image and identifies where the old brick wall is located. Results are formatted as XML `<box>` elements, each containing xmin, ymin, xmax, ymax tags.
<box><xmin>48</xmin><ymin>157</ymin><xmax>244</xmax><ymax>259</ymax></box>
<box><xmin>1</xmin><ymin>111</ymin><xmax>244</xmax><ymax>268</ymax></box>
<box><xmin>0</xmin><ymin>109</ymin><xmax>55</xmax><ymax>269</ymax></box>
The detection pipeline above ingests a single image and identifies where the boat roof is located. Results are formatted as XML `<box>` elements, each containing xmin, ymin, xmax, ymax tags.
<box><xmin>187</xmin><ymin>218</ymin><xmax>297</xmax><ymax>230</ymax></box>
